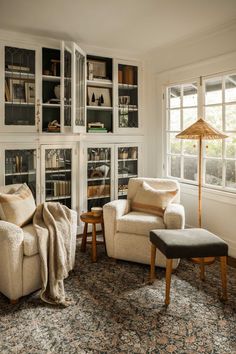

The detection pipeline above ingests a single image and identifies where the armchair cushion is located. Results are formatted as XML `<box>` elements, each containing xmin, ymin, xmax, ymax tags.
<box><xmin>0</xmin><ymin>184</ymin><xmax>36</xmax><ymax>227</ymax></box>
<box><xmin>132</xmin><ymin>181</ymin><xmax>178</xmax><ymax>217</ymax></box>
<box><xmin>117</xmin><ymin>211</ymin><xmax>165</xmax><ymax>236</ymax></box>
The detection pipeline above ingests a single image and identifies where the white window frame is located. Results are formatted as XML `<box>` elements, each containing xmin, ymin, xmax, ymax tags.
<box><xmin>165</xmin><ymin>70</ymin><xmax>236</xmax><ymax>194</ymax></box>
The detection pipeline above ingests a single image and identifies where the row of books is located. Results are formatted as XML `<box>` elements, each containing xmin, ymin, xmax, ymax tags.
<box><xmin>47</xmin><ymin>180</ymin><xmax>71</xmax><ymax>197</ymax></box>
<box><xmin>45</xmin><ymin>156</ymin><xmax>68</xmax><ymax>169</ymax></box>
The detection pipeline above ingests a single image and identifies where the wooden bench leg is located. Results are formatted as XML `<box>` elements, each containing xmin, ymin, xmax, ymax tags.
<box><xmin>165</xmin><ymin>259</ymin><xmax>173</xmax><ymax>306</ymax></box>
<box><xmin>92</xmin><ymin>223</ymin><xmax>97</xmax><ymax>262</ymax></box>
<box><xmin>220</xmin><ymin>256</ymin><xmax>227</xmax><ymax>301</ymax></box>
<box><xmin>150</xmin><ymin>244</ymin><xmax>156</xmax><ymax>283</ymax></box>
<box><xmin>80</xmin><ymin>222</ymin><xmax>88</xmax><ymax>252</ymax></box>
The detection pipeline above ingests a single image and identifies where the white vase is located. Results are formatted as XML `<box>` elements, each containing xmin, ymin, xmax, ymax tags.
<box><xmin>54</xmin><ymin>85</ymin><xmax>60</xmax><ymax>99</ymax></box>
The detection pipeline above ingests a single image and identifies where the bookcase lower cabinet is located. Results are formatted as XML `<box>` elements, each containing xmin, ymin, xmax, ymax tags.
<box><xmin>41</xmin><ymin>144</ymin><xmax>76</xmax><ymax>209</ymax></box>
<box><xmin>84</xmin><ymin>143</ymin><xmax>142</xmax><ymax>211</ymax></box>
<box><xmin>116</xmin><ymin>144</ymin><xmax>140</xmax><ymax>199</ymax></box>
<box><xmin>86</xmin><ymin>145</ymin><xmax>114</xmax><ymax>211</ymax></box>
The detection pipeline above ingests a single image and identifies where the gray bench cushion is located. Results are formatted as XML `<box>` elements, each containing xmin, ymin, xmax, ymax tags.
<box><xmin>150</xmin><ymin>228</ymin><xmax>228</xmax><ymax>259</ymax></box>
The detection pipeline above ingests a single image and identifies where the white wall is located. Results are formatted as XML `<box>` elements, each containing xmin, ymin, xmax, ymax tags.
<box><xmin>143</xmin><ymin>23</ymin><xmax>236</xmax><ymax>257</ymax></box>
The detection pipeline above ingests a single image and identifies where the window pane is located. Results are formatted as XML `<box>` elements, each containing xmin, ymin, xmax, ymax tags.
<box><xmin>183</xmin><ymin>140</ymin><xmax>198</xmax><ymax>155</ymax></box>
<box><xmin>169</xmin><ymin>109</ymin><xmax>180</xmax><ymax>131</ymax></box>
<box><xmin>205</xmin><ymin>105</ymin><xmax>222</xmax><ymax>130</ymax></box>
<box><xmin>225</xmin><ymin>135</ymin><xmax>236</xmax><ymax>158</ymax></box>
<box><xmin>225</xmin><ymin>75</ymin><xmax>236</xmax><ymax>103</ymax></box>
<box><xmin>183</xmin><ymin>107</ymin><xmax>197</xmax><ymax>129</ymax></box>
<box><xmin>205</xmin><ymin>77</ymin><xmax>222</xmax><ymax>105</ymax></box>
<box><xmin>225</xmin><ymin>104</ymin><xmax>236</xmax><ymax>131</ymax></box>
<box><xmin>168</xmin><ymin>133</ymin><xmax>181</xmax><ymax>154</ymax></box>
<box><xmin>168</xmin><ymin>155</ymin><xmax>181</xmax><ymax>178</ymax></box>
<box><xmin>169</xmin><ymin>86</ymin><xmax>181</xmax><ymax>108</ymax></box>
<box><xmin>226</xmin><ymin>160</ymin><xmax>236</xmax><ymax>189</ymax></box>
<box><xmin>205</xmin><ymin>140</ymin><xmax>222</xmax><ymax>158</ymax></box>
<box><xmin>183</xmin><ymin>83</ymin><xmax>197</xmax><ymax>107</ymax></box>
<box><xmin>205</xmin><ymin>159</ymin><xmax>222</xmax><ymax>186</ymax></box>
<box><xmin>183</xmin><ymin>157</ymin><xmax>197</xmax><ymax>181</ymax></box>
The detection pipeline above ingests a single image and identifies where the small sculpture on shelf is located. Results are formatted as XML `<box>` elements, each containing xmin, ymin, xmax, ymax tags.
<box><xmin>91</xmin><ymin>92</ymin><xmax>104</xmax><ymax>106</ymax></box>
<box><xmin>48</xmin><ymin>120</ymin><xmax>60</xmax><ymax>132</ymax></box>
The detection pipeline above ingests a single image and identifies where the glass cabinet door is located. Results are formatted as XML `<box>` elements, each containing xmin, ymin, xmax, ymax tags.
<box><xmin>117</xmin><ymin>62</ymin><xmax>139</xmax><ymax>131</ymax></box>
<box><xmin>5</xmin><ymin>148</ymin><xmax>37</xmax><ymax>199</ymax></box>
<box><xmin>43</xmin><ymin>147</ymin><xmax>73</xmax><ymax>208</ymax></box>
<box><xmin>72</xmin><ymin>43</ymin><xmax>86</xmax><ymax>133</ymax></box>
<box><xmin>64</xmin><ymin>45</ymin><xmax>72</xmax><ymax>129</ymax></box>
<box><xmin>4</xmin><ymin>45</ymin><xmax>37</xmax><ymax>129</ymax></box>
<box><xmin>87</xmin><ymin>147</ymin><xmax>112</xmax><ymax>211</ymax></box>
<box><xmin>117</xmin><ymin>146</ymin><xmax>139</xmax><ymax>199</ymax></box>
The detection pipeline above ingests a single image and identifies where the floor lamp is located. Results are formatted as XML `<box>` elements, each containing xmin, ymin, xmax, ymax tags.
<box><xmin>176</xmin><ymin>118</ymin><xmax>228</xmax><ymax>267</ymax></box>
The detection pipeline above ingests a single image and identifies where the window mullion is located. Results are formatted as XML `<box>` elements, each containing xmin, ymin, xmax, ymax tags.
<box><xmin>222</xmin><ymin>77</ymin><xmax>226</xmax><ymax>188</ymax></box>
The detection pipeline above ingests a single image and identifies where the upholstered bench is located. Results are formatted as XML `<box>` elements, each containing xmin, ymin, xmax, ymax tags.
<box><xmin>149</xmin><ymin>228</ymin><xmax>228</xmax><ymax>305</ymax></box>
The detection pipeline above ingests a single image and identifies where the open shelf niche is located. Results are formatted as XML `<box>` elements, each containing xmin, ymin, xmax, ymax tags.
<box><xmin>42</xmin><ymin>48</ymin><xmax>61</xmax><ymax>133</ymax></box>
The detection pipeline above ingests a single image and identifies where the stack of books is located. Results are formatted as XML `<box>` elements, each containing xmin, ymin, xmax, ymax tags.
<box><xmin>88</xmin><ymin>128</ymin><xmax>108</xmax><ymax>133</ymax></box>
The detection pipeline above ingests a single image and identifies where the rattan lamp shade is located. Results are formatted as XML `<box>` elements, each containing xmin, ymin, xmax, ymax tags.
<box><xmin>176</xmin><ymin>118</ymin><xmax>228</xmax><ymax>140</ymax></box>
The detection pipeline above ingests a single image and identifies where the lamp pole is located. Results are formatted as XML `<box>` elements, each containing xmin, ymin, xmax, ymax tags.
<box><xmin>198</xmin><ymin>137</ymin><xmax>202</xmax><ymax>228</ymax></box>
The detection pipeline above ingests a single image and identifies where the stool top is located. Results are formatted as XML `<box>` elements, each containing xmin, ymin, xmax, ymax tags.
<box><xmin>150</xmin><ymin>228</ymin><xmax>228</xmax><ymax>259</ymax></box>
<box><xmin>80</xmin><ymin>211</ymin><xmax>103</xmax><ymax>224</ymax></box>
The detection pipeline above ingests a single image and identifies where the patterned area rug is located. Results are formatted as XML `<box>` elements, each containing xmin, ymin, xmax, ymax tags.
<box><xmin>0</xmin><ymin>241</ymin><xmax>236</xmax><ymax>354</ymax></box>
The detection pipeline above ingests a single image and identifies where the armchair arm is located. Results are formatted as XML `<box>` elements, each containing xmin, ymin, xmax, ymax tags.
<box><xmin>103</xmin><ymin>199</ymin><xmax>130</xmax><ymax>257</ymax></box>
<box><xmin>0</xmin><ymin>221</ymin><xmax>24</xmax><ymax>300</ymax></box>
<box><xmin>164</xmin><ymin>203</ymin><xmax>185</xmax><ymax>229</ymax></box>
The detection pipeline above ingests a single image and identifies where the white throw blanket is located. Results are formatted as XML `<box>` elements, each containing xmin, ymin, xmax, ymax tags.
<box><xmin>33</xmin><ymin>202</ymin><xmax>73</xmax><ymax>305</ymax></box>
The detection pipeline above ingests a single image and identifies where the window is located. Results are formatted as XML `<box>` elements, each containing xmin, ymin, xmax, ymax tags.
<box><xmin>166</xmin><ymin>73</ymin><xmax>236</xmax><ymax>192</ymax></box>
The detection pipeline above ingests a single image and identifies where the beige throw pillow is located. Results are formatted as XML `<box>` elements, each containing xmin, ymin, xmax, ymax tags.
<box><xmin>0</xmin><ymin>183</ymin><xmax>36</xmax><ymax>227</ymax></box>
<box><xmin>132</xmin><ymin>181</ymin><xmax>178</xmax><ymax>217</ymax></box>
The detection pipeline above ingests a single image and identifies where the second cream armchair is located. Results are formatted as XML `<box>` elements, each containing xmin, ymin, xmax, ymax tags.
<box><xmin>103</xmin><ymin>178</ymin><xmax>185</xmax><ymax>268</ymax></box>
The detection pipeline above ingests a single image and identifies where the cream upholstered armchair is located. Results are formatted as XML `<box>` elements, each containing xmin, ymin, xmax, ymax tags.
<box><xmin>103</xmin><ymin>178</ymin><xmax>185</xmax><ymax>268</ymax></box>
<box><xmin>0</xmin><ymin>184</ymin><xmax>77</xmax><ymax>303</ymax></box>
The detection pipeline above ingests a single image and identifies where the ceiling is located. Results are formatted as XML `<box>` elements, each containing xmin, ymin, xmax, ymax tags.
<box><xmin>0</xmin><ymin>0</ymin><xmax>236</xmax><ymax>55</ymax></box>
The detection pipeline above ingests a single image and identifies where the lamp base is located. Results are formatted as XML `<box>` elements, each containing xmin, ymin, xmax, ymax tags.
<box><xmin>191</xmin><ymin>257</ymin><xmax>215</xmax><ymax>265</ymax></box>
<box><xmin>191</xmin><ymin>257</ymin><xmax>215</xmax><ymax>281</ymax></box>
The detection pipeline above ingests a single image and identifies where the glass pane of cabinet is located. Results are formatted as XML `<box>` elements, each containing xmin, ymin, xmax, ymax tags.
<box><xmin>5</xmin><ymin>46</ymin><xmax>36</xmax><ymax>126</ymax></box>
<box><xmin>117</xmin><ymin>146</ymin><xmax>138</xmax><ymax>199</ymax></box>
<box><xmin>44</xmin><ymin>148</ymin><xmax>72</xmax><ymax>208</ymax></box>
<box><xmin>118</xmin><ymin>64</ymin><xmax>138</xmax><ymax>129</ymax></box>
<box><xmin>74</xmin><ymin>47</ymin><xmax>85</xmax><ymax>129</ymax></box>
<box><xmin>42</xmin><ymin>47</ymin><xmax>61</xmax><ymax>132</ymax></box>
<box><xmin>87</xmin><ymin>147</ymin><xmax>111</xmax><ymax>210</ymax></box>
<box><xmin>5</xmin><ymin>149</ymin><xmax>37</xmax><ymax>198</ymax></box>
<box><xmin>64</xmin><ymin>47</ymin><xmax>72</xmax><ymax>127</ymax></box>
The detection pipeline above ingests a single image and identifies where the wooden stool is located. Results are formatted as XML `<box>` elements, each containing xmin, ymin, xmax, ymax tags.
<box><xmin>149</xmin><ymin>228</ymin><xmax>228</xmax><ymax>306</ymax></box>
<box><xmin>80</xmin><ymin>212</ymin><xmax>106</xmax><ymax>262</ymax></box>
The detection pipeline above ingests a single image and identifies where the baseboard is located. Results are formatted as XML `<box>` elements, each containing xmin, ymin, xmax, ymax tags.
<box><xmin>228</xmin><ymin>256</ymin><xmax>236</xmax><ymax>268</ymax></box>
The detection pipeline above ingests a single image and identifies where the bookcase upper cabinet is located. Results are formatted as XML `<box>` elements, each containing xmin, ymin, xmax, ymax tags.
<box><xmin>0</xmin><ymin>40</ymin><xmax>86</xmax><ymax>134</ymax></box>
<box><xmin>114</xmin><ymin>58</ymin><xmax>143</xmax><ymax>135</ymax></box>
<box><xmin>41</xmin><ymin>41</ymin><xmax>86</xmax><ymax>134</ymax></box>
<box><xmin>0</xmin><ymin>42</ymin><xmax>40</xmax><ymax>133</ymax></box>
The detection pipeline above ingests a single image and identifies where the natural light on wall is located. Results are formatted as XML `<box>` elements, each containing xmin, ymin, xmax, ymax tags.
<box><xmin>166</xmin><ymin>73</ymin><xmax>236</xmax><ymax>191</ymax></box>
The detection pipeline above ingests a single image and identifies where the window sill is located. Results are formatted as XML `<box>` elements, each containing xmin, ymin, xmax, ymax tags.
<box><xmin>180</xmin><ymin>182</ymin><xmax>236</xmax><ymax>206</ymax></box>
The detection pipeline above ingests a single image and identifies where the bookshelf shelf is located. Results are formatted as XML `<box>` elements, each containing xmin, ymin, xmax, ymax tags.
<box><xmin>42</xmin><ymin>75</ymin><xmax>61</xmax><ymax>82</ymax></box>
